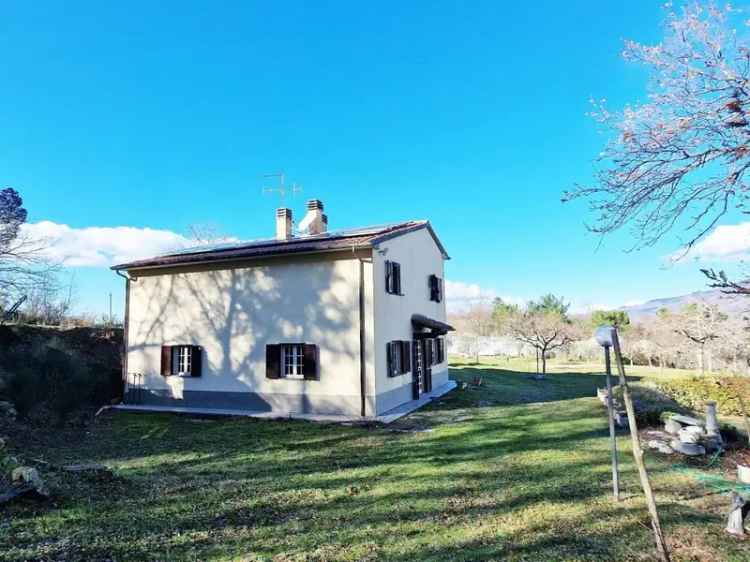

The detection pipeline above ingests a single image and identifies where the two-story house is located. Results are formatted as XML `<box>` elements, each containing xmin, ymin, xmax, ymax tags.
<box><xmin>113</xmin><ymin>199</ymin><xmax>454</xmax><ymax>420</ymax></box>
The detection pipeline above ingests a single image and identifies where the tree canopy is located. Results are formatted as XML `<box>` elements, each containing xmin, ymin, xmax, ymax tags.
<box><xmin>590</xmin><ymin>310</ymin><xmax>631</xmax><ymax>330</ymax></box>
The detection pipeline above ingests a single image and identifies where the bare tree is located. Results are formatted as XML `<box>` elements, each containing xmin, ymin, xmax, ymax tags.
<box><xmin>0</xmin><ymin>187</ymin><xmax>55</xmax><ymax>304</ymax></box>
<box><xmin>507</xmin><ymin>310</ymin><xmax>579</xmax><ymax>376</ymax></box>
<box><xmin>564</xmin><ymin>4</ymin><xmax>750</xmax><ymax>259</ymax></box>
<box><xmin>673</xmin><ymin>303</ymin><xmax>727</xmax><ymax>374</ymax></box>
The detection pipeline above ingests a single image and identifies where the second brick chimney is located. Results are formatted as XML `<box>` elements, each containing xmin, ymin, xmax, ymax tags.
<box><xmin>276</xmin><ymin>208</ymin><xmax>293</xmax><ymax>240</ymax></box>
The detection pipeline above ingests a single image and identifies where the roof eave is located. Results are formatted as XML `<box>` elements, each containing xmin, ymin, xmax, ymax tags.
<box><xmin>370</xmin><ymin>221</ymin><xmax>450</xmax><ymax>260</ymax></box>
<box><xmin>110</xmin><ymin>243</ymin><xmax>374</xmax><ymax>273</ymax></box>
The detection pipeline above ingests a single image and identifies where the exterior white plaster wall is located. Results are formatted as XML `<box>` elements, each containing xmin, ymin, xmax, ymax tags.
<box><xmin>126</xmin><ymin>251</ymin><xmax>376</xmax><ymax>415</ymax></box>
<box><xmin>372</xmin><ymin>228</ymin><xmax>448</xmax><ymax>414</ymax></box>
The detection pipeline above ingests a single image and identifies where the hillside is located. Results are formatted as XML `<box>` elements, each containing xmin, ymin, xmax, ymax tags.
<box><xmin>621</xmin><ymin>288</ymin><xmax>748</xmax><ymax>322</ymax></box>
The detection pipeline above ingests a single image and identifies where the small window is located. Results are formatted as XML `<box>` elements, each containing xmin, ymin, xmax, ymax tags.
<box><xmin>282</xmin><ymin>344</ymin><xmax>304</xmax><ymax>378</ymax></box>
<box><xmin>162</xmin><ymin>345</ymin><xmax>202</xmax><ymax>377</ymax></box>
<box><xmin>385</xmin><ymin>260</ymin><xmax>402</xmax><ymax>295</ymax></box>
<box><xmin>429</xmin><ymin>275</ymin><xmax>443</xmax><ymax>303</ymax></box>
<box><xmin>387</xmin><ymin>340</ymin><xmax>411</xmax><ymax>377</ymax></box>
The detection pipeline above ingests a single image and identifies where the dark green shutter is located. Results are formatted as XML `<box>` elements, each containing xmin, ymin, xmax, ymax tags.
<box><xmin>386</xmin><ymin>342</ymin><xmax>393</xmax><ymax>377</ymax></box>
<box><xmin>394</xmin><ymin>263</ymin><xmax>401</xmax><ymax>294</ymax></box>
<box><xmin>401</xmin><ymin>341</ymin><xmax>411</xmax><ymax>373</ymax></box>
<box><xmin>385</xmin><ymin>261</ymin><xmax>392</xmax><ymax>293</ymax></box>
<box><xmin>161</xmin><ymin>346</ymin><xmax>172</xmax><ymax>376</ymax></box>
<box><xmin>266</xmin><ymin>344</ymin><xmax>281</xmax><ymax>379</ymax></box>
<box><xmin>302</xmin><ymin>344</ymin><xmax>318</xmax><ymax>380</ymax></box>
<box><xmin>190</xmin><ymin>346</ymin><xmax>202</xmax><ymax>377</ymax></box>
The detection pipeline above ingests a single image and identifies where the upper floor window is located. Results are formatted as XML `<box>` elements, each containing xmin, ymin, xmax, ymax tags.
<box><xmin>429</xmin><ymin>275</ymin><xmax>443</xmax><ymax>303</ymax></box>
<box><xmin>385</xmin><ymin>260</ymin><xmax>402</xmax><ymax>295</ymax></box>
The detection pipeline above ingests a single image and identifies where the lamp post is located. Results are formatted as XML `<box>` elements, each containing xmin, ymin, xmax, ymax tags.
<box><xmin>609</xmin><ymin>327</ymin><xmax>671</xmax><ymax>562</ymax></box>
<box><xmin>595</xmin><ymin>325</ymin><xmax>620</xmax><ymax>501</ymax></box>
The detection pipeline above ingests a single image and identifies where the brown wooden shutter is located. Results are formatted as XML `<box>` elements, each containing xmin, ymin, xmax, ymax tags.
<box><xmin>302</xmin><ymin>344</ymin><xmax>318</xmax><ymax>380</ymax></box>
<box><xmin>161</xmin><ymin>345</ymin><xmax>172</xmax><ymax>376</ymax></box>
<box><xmin>190</xmin><ymin>346</ymin><xmax>202</xmax><ymax>377</ymax></box>
<box><xmin>386</xmin><ymin>342</ymin><xmax>393</xmax><ymax>377</ymax></box>
<box><xmin>266</xmin><ymin>344</ymin><xmax>281</xmax><ymax>379</ymax></box>
<box><xmin>401</xmin><ymin>340</ymin><xmax>411</xmax><ymax>373</ymax></box>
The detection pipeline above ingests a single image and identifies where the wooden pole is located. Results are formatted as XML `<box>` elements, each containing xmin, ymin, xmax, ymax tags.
<box><xmin>611</xmin><ymin>330</ymin><xmax>671</xmax><ymax>562</ymax></box>
<box><xmin>736</xmin><ymin>394</ymin><xmax>750</xmax><ymax>446</ymax></box>
<box><xmin>604</xmin><ymin>345</ymin><xmax>620</xmax><ymax>501</ymax></box>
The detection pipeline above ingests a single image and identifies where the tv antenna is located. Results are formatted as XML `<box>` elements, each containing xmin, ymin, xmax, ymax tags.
<box><xmin>262</xmin><ymin>171</ymin><xmax>302</xmax><ymax>207</ymax></box>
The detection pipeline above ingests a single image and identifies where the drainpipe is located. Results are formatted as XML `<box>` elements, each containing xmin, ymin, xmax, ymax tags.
<box><xmin>352</xmin><ymin>247</ymin><xmax>370</xmax><ymax>418</ymax></box>
<box><xmin>115</xmin><ymin>269</ymin><xmax>135</xmax><ymax>392</ymax></box>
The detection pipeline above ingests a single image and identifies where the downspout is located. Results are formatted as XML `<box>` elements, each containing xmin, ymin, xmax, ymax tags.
<box><xmin>359</xmin><ymin>257</ymin><xmax>366</xmax><ymax>417</ymax></box>
<box><xmin>352</xmin><ymin>246</ymin><xmax>370</xmax><ymax>418</ymax></box>
<box><xmin>115</xmin><ymin>269</ymin><xmax>135</xmax><ymax>393</ymax></box>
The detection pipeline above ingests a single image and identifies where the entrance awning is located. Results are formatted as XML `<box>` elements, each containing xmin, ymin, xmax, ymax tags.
<box><xmin>411</xmin><ymin>314</ymin><xmax>455</xmax><ymax>336</ymax></box>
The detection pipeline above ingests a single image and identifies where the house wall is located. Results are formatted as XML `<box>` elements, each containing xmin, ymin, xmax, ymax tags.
<box><xmin>372</xmin><ymin>228</ymin><xmax>449</xmax><ymax>414</ymax></box>
<box><xmin>125</xmin><ymin>250</ymin><xmax>376</xmax><ymax>416</ymax></box>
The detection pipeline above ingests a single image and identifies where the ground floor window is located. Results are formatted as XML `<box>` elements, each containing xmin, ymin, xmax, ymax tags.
<box><xmin>282</xmin><ymin>343</ymin><xmax>305</xmax><ymax>378</ymax></box>
<box><xmin>387</xmin><ymin>340</ymin><xmax>411</xmax><ymax>377</ymax></box>
<box><xmin>266</xmin><ymin>343</ymin><xmax>319</xmax><ymax>380</ymax></box>
<box><xmin>161</xmin><ymin>345</ymin><xmax>202</xmax><ymax>377</ymax></box>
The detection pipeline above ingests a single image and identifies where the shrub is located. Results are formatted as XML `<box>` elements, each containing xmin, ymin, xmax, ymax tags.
<box><xmin>656</xmin><ymin>376</ymin><xmax>750</xmax><ymax>416</ymax></box>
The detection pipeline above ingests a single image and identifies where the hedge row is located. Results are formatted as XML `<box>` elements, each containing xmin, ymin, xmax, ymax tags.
<box><xmin>656</xmin><ymin>376</ymin><xmax>750</xmax><ymax>417</ymax></box>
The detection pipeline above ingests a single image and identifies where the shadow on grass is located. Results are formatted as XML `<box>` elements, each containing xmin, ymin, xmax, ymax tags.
<box><xmin>2</xmin><ymin>364</ymin><xmax>737</xmax><ymax>562</ymax></box>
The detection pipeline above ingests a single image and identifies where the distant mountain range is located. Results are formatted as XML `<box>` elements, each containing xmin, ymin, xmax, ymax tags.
<box><xmin>620</xmin><ymin>288</ymin><xmax>749</xmax><ymax>322</ymax></box>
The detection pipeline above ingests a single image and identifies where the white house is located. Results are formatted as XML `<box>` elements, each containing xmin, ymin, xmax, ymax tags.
<box><xmin>113</xmin><ymin>200</ymin><xmax>454</xmax><ymax>420</ymax></box>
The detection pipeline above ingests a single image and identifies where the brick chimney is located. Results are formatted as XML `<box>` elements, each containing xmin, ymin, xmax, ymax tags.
<box><xmin>276</xmin><ymin>208</ymin><xmax>293</xmax><ymax>240</ymax></box>
<box><xmin>300</xmin><ymin>199</ymin><xmax>327</xmax><ymax>235</ymax></box>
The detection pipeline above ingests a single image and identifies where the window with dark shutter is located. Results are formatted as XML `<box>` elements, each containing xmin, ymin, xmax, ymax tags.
<box><xmin>190</xmin><ymin>346</ymin><xmax>203</xmax><ymax>377</ymax></box>
<box><xmin>436</xmin><ymin>338</ymin><xmax>445</xmax><ymax>364</ymax></box>
<box><xmin>425</xmin><ymin>339</ymin><xmax>434</xmax><ymax>366</ymax></box>
<box><xmin>385</xmin><ymin>260</ymin><xmax>402</xmax><ymax>295</ymax></box>
<box><xmin>429</xmin><ymin>275</ymin><xmax>443</xmax><ymax>302</ymax></box>
<box><xmin>302</xmin><ymin>344</ymin><xmax>318</xmax><ymax>380</ymax></box>
<box><xmin>162</xmin><ymin>345</ymin><xmax>201</xmax><ymax>376</ymax></box>
<box><xmin>266</xmin><ymin>344</ymin><xmax>281</xmax><ymax>379</ymax></box>
<box><xmin>401</xmin><ymin>340</ymin><xmax>411</xmax><ymax>373</ymax></box>
<box><xmin>161</xmin><ymin>346</ymin><xmax>172</xmax><ymax>376</ymax></box>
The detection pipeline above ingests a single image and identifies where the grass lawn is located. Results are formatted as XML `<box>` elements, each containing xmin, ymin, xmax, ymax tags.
<box><xmin>2</xmin><ymin>359</ymin><xmax>749</xmax><ymax>561</ymax></box>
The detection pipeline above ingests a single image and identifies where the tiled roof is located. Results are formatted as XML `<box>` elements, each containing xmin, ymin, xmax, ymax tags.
<box><xmin>112</xmin><ymin>220</ymin><xmax>449</xmax><ymax>271</ymax></box>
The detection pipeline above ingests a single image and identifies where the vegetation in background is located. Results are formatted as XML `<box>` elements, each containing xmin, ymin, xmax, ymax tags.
<box><xmin>590</xmin><ymin>310</ymin><xmax>630</xmax><ymax>330</ymax></box>
<box><xmin>0</xmin><ymin>325</ymin><xmax>123</xmax><ymax>425</ymax></box>
<box><xmin>656</xmin><ymin>376</ymin><xmax>750</xmax><ymax>417</ymax></box>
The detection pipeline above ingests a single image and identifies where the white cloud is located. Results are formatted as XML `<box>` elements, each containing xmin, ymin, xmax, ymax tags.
<box><xmin>445</xmin><ymin>281</ymin><xmax>523</xmax><ymax>313</ymax></box>
<box><xmin>673</xmin><ymin>222</ymin><xmax>750</xmax><ymax>262</ymax></box>
<box><xmin>19</xmin><ymin>221</ymin><xmax>235</xmax><ymax>267</ymax></box>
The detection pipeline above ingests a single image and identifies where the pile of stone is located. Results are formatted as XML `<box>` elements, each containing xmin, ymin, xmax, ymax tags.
<box><xmin>596</xmin><ymin>387</ymin><xmax>628</xmax><ymax>428</ymax></box>
<box><xmin>646</xmin><ymin>401</ymin><xmax>723</xmax><ymax>457</ymax></box>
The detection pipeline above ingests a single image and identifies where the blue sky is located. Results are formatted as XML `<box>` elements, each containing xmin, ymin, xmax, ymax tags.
<box><xmin>2</xmin><ymin>1</ymin><xmax>743</xmax><ymax>317</ymax></box>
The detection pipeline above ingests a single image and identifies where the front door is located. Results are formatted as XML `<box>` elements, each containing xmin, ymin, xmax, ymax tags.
<box><xmin>412</xmin><ymin>339</ymin><xmax>422</xmax><ymax>399</ymax></box>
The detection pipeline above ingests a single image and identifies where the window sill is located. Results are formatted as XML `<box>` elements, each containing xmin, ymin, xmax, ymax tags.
<box><xmin>167</xmin><ymin>373</ymin><xmax>194</xmax><ymax>378</ymax></box>
<box><xmin>283</xmin><ymin>374</ymin><xmax>305</xmax><ymax>380</ymax></box>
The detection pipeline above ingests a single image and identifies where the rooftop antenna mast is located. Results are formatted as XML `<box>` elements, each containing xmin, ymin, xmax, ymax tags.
<box><xmin>262</xmin><ymin>171</ymin><xmax>302</xmax><ymax>207</ymax></box>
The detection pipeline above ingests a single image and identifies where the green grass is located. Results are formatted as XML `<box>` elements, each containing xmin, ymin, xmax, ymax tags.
<box><xmin>2</xmin><ymin>359</ymin><xmax>748</xmax><ymax>561</ymax></box>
